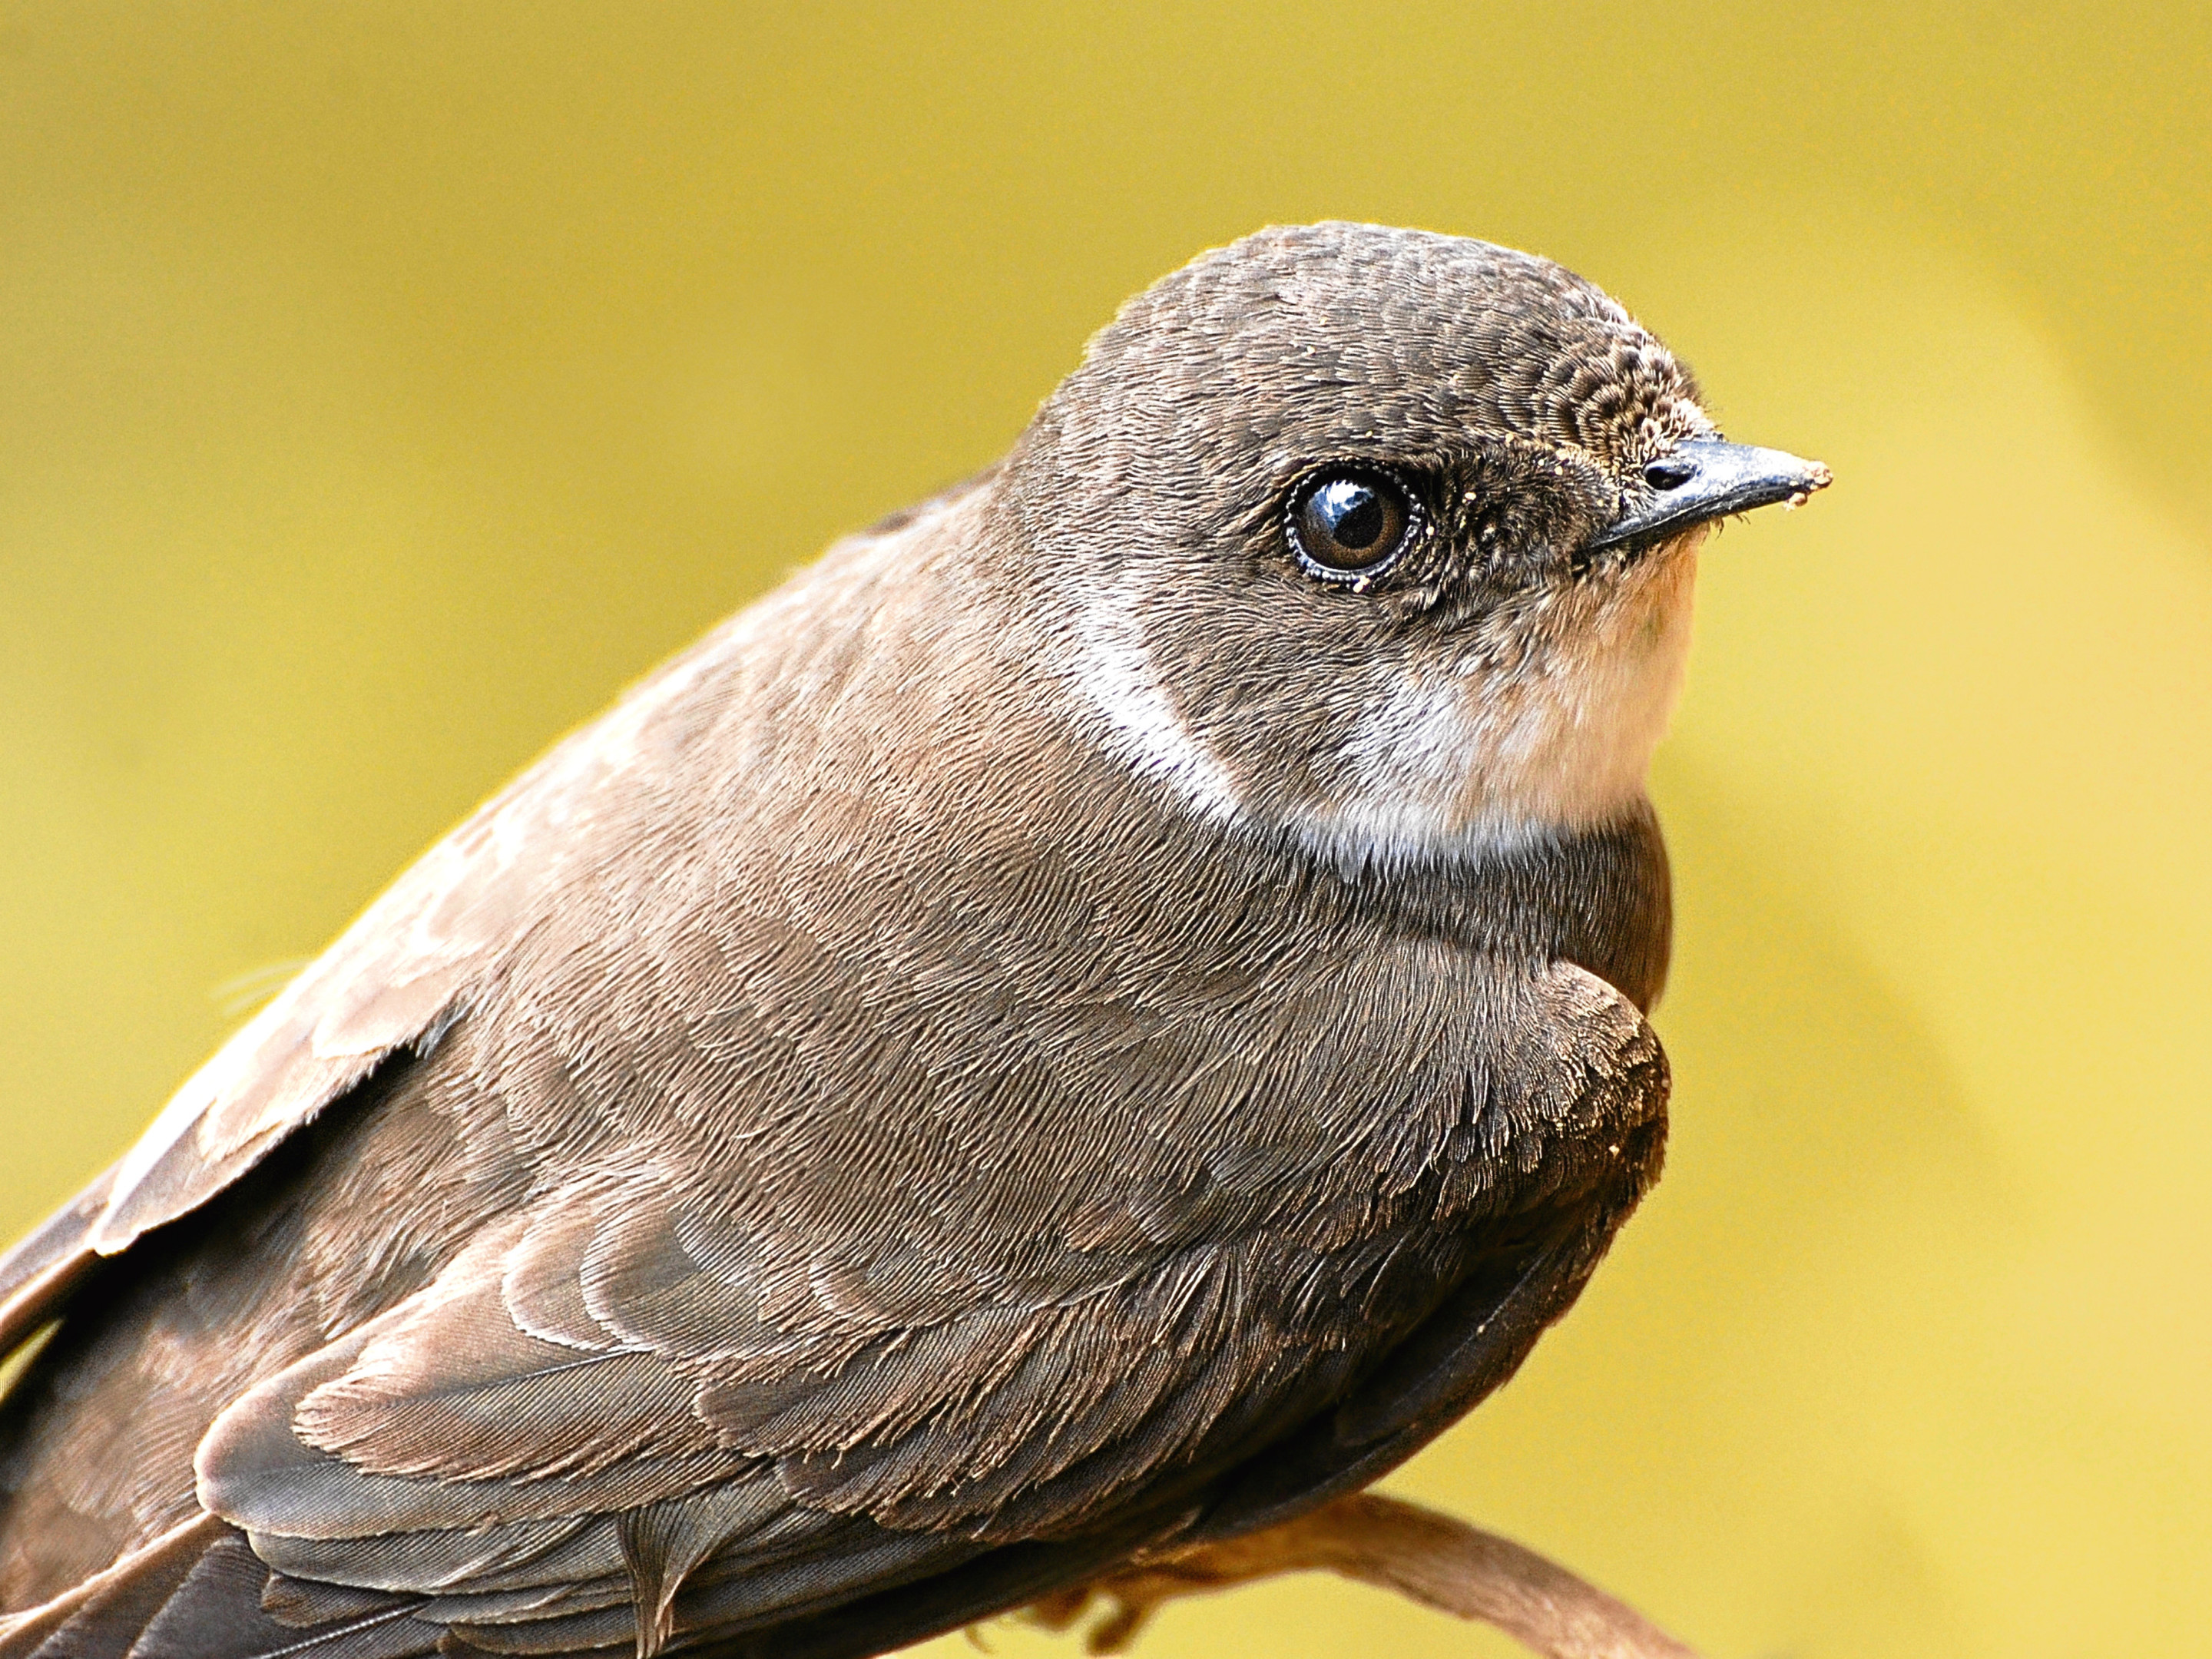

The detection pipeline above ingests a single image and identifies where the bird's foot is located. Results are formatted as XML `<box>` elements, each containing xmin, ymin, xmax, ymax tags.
<box><xmin>1022</xmin><ymin>1492</ymin><xmax>1702</xmax><ymax>1659</ymax></box>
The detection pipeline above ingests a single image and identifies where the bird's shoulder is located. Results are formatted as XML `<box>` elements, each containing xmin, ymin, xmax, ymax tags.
<box><xmin>0</xmin><ymin>478</ymin><xmax>993</xmax><ymax>1352</ymax></box>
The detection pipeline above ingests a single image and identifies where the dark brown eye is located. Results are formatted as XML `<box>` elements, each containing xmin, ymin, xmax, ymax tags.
<box><xmin>1289</xmin><ymin>469</ymin><xmax>1412</xmax><ymax>580</ymax></box>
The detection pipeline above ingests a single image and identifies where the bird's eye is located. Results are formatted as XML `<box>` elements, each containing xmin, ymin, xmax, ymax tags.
<box><xmin>1288</xmin><ymin>469</ymin><xmax>1413</xmax><ymax>581</ymax></box>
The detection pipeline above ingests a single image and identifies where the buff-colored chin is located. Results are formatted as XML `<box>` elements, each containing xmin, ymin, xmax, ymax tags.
<box><xmin>1459</xmin><ymin>528</ymin><xmax>1704</xmax><ymax>827</ymax></box>
<box><xmin>1283</xmin><ymin>528</ymin><xmax>1704</xmax><ymax>866</ymax></box>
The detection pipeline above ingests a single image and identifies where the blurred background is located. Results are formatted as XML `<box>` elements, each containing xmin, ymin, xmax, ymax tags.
<box><xmin>2</xmin><ymin>5</ymin><xmax>2207</xmax><ymax>1655</ymax></box>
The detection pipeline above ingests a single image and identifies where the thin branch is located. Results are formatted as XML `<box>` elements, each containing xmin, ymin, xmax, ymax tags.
<box><xmin>1025</xmin><ymin>1492</ymin><xmax>1701</xmax><ymax>1659</ymax></box>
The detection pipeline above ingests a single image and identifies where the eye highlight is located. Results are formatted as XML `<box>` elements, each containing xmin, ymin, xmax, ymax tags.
<box><xmin>1287</xmin><ymin>468</ymin><xmax>1415</xmax><ymax>583</ymax></box>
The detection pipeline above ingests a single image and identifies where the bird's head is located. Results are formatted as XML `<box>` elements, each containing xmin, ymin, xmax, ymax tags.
<box><xmin>1006</xmin><ymin>222</ymin><xmax>1828</xmax><ymax>872</ymax></box>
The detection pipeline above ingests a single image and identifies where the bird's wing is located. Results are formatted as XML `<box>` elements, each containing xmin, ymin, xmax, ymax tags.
<box><xmin>156</xmin><ymin>958</ymin><xmax>1661</xmax><ymax>1657</ymax></box>
<box><xmin>0</xmin><ymin>937</ymin><xmax>1663</xmax><ymax>1659</ymax></box>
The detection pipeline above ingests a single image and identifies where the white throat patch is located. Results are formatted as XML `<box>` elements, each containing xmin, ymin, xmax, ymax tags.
<box><xmin>1068</xmin><ymin>578</ymin><xmax>1244</xmax><ymax>823</ymax></box>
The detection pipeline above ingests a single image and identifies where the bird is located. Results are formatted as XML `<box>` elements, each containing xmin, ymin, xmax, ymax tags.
<box><xmin>0</xmin><ymin>221</ymin><xmax>1827</xmax><ymax>1659</ymax></box>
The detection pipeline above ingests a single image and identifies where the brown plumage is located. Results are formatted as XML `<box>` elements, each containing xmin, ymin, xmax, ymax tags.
<box><xmin>0</xmin><ymin>223</ymin><xmax>1826</xmax><ymax>1659</ymax></box>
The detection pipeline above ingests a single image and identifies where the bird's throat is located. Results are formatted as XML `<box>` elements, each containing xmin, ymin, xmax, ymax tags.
<box><xmin>1285</xmin><ymin>530</ymin><xmax>1702</xmax><ymax>869</ymax></box>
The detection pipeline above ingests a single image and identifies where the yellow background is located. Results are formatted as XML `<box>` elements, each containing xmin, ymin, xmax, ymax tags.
<box><xmin>3</xmin><ymin>5</ymin><xmax>2208</xmax><ymax>1656</ymax></box>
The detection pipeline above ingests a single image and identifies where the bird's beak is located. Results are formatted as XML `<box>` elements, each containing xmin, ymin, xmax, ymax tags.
<box><xmin>1584</xmin><ymin>437</ymin><xmax>1832</xmax><ymax>551</ymax></box>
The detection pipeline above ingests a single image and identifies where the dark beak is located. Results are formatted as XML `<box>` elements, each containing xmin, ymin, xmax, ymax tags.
<box><xmin>1584</xmin><ymin>437</ymin><xmax>1832</xmax><ymax>552</ymax></box>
